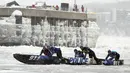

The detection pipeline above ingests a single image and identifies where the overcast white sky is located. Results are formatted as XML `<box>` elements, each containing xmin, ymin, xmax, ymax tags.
<box><xmin>0</xmin><ymin>0</ymin><xmax>126</xmax><ymax>6</ymax></box>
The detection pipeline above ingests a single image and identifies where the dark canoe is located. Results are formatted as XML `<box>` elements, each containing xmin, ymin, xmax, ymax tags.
<box><xmin>13</xmin><ymin>53</ymin><xmax>69</xmax><ymax>64</ymax></box>
<box><xmin>13</xmin><ymin>53</ymin><xmax>124</xmax><ymax>65</ymax></box>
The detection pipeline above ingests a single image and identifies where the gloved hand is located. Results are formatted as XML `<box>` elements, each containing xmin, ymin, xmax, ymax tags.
<box><xmin>83</xmin><ymin>57</ymin><xmax>86</xmax><ymax>59</ymax></box>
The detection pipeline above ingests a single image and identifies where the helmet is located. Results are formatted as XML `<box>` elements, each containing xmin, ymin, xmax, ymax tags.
<box><xmin>74</xmin><ymin>49</ymin><xmax>77</xmax><ymax>52</ymax></box>
<box><xmin>108</xmin><ymin>50</ymin><xmax>111</xmax><ymax>53</ymax></box>
<box><xmin>80</xmin><ymin>46</ymin><xmax>84</xmax><ymax>50</ymax></box>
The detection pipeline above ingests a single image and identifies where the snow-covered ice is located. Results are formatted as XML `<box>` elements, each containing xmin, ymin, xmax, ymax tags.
<box><xmin>0</xmin><ymin>35</ymin><xmax>130</xmax><ymax>73</ymax></box>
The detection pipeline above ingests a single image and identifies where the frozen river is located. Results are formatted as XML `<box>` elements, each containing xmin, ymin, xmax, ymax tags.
<box><xmin>0</xmin><ymin>36</ymin><xmax>130</xmax><ymax>73</ymax></box>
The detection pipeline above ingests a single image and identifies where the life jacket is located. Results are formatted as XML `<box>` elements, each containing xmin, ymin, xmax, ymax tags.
<box><xmin>75</xmin><ymin>50</ymin><xmax>85</xmax><ymax>58</ymax></box>
<box><xmin>43</xmin><ymin>49</ymin><xmax>52</xmax><ymax>57</ymax></box>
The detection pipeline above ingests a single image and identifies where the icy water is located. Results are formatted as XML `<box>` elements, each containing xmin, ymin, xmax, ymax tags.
<box><xmin>0</xmin><ymin>36</ymin><xmax>130</xmax><ymax>73</ymax></box>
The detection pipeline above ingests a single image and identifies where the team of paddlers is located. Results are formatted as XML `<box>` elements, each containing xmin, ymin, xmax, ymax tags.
<box><xmin>40</xmin><ymin>45</ymin><xmax>120</xmax><ymax>65</ymax></box>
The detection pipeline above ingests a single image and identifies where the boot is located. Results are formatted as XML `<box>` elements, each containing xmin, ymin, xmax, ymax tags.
<box><xmin>114</xmin><ymin>61</ymin><xmax>118</xmax><ymax>65</ymax></box>
<box><xmin>117</xmin><ymin>61</ymin><xmax>119</xmax><ymax>65</ymax></box>
<box><xmin>89</xmin><ymin>58</ymin><xmax>93</xmax><ymax>64</ymax></box>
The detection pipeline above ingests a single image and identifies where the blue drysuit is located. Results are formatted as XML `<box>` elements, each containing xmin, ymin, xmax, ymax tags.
<box><xmin>40</xmin><ymin>46</ymin><xmax>62</xmax><ymax>58</ymax></box>
<box><xmin>74</xmin><ymin>49</ymin><xmax>85</xmax><ymax>58</ymax></box>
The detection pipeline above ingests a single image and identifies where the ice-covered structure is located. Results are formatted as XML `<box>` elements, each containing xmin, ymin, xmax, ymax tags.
<box><xmin>0</xmin><ymin>18</ymin><xmax>99</xmax><ymax>47</ymax></box>
<box><xmin>0</xmin><ymin>8</ymin><xmax>99</xmax><ymax>47</ymax></box>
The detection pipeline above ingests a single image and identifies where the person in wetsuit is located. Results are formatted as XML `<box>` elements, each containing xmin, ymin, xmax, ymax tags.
<box><xmin>80</xmin><ymin>46</ymin><xmax>100</xmax><ymax>64</ymax></box>
<box><xmin>104</xmin><ymin>50</ymin><xmax>120</xmax><ymax>65</ymax></box>
<box><xmin>74</xmin><ymin>49</ymin><xmax>85</xmax><ymax>58</ymax></box>
<box><xmin>105</xmin><ymin>50</ymin><xmax>120</xmax><ymax>61</ymax></box>
<box><xmin>40</xmin><ymin>45</ymin><xmax>62</xmax><ymax>59</ymax></box>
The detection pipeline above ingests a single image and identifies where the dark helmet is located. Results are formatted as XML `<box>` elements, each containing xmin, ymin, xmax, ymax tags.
<box><xmin>80</xmin><ymin>46</ymin><xmax>84</xmax><ymax>50</ymax></box>
<box><xmin>108</xmin><ymin>50</ymin><xmax>111</xmax><ymax>53</ymax></box>
<box><xmin>74</xmin><ymin>49</ymin><xmax>77</xmax><ymax>52</ymax></box>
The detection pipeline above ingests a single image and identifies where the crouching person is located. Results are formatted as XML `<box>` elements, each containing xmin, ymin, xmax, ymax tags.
<box><xmin>105</xmin><ymin>50</ymin><xmax>120</xmax><ymax>65</ymax></box>
<box><xmin>74</xmin><ymin>49</ymin><xmax>85</xmax><ymax>58</ymax></box>
<box><xmin>80</xmin><ymin>46</ymin><xmax>100</xmax><ymax>64</ymax></box>
<box><xmin>40</xmin><ymin>45</ymin><xmax>63</xmax><ymax>61</ymax></box>
<box><xmin>71</xmin><ymin>49</ymin><xmax>86</xmax><ymax>64</ymax></box>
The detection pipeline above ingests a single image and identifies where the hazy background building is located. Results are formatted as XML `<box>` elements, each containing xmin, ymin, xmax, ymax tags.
<box><xmin>83</xmin><ymin>0</ymin><xmax>130</xmax><ymax>36</ymax></box>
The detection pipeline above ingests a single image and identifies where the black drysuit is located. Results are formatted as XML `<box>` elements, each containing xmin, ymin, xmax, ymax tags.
<box><xmin>81</xmin><ymin>47</ymin><xmax>99</xmax><ymax>64</ymax></box>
